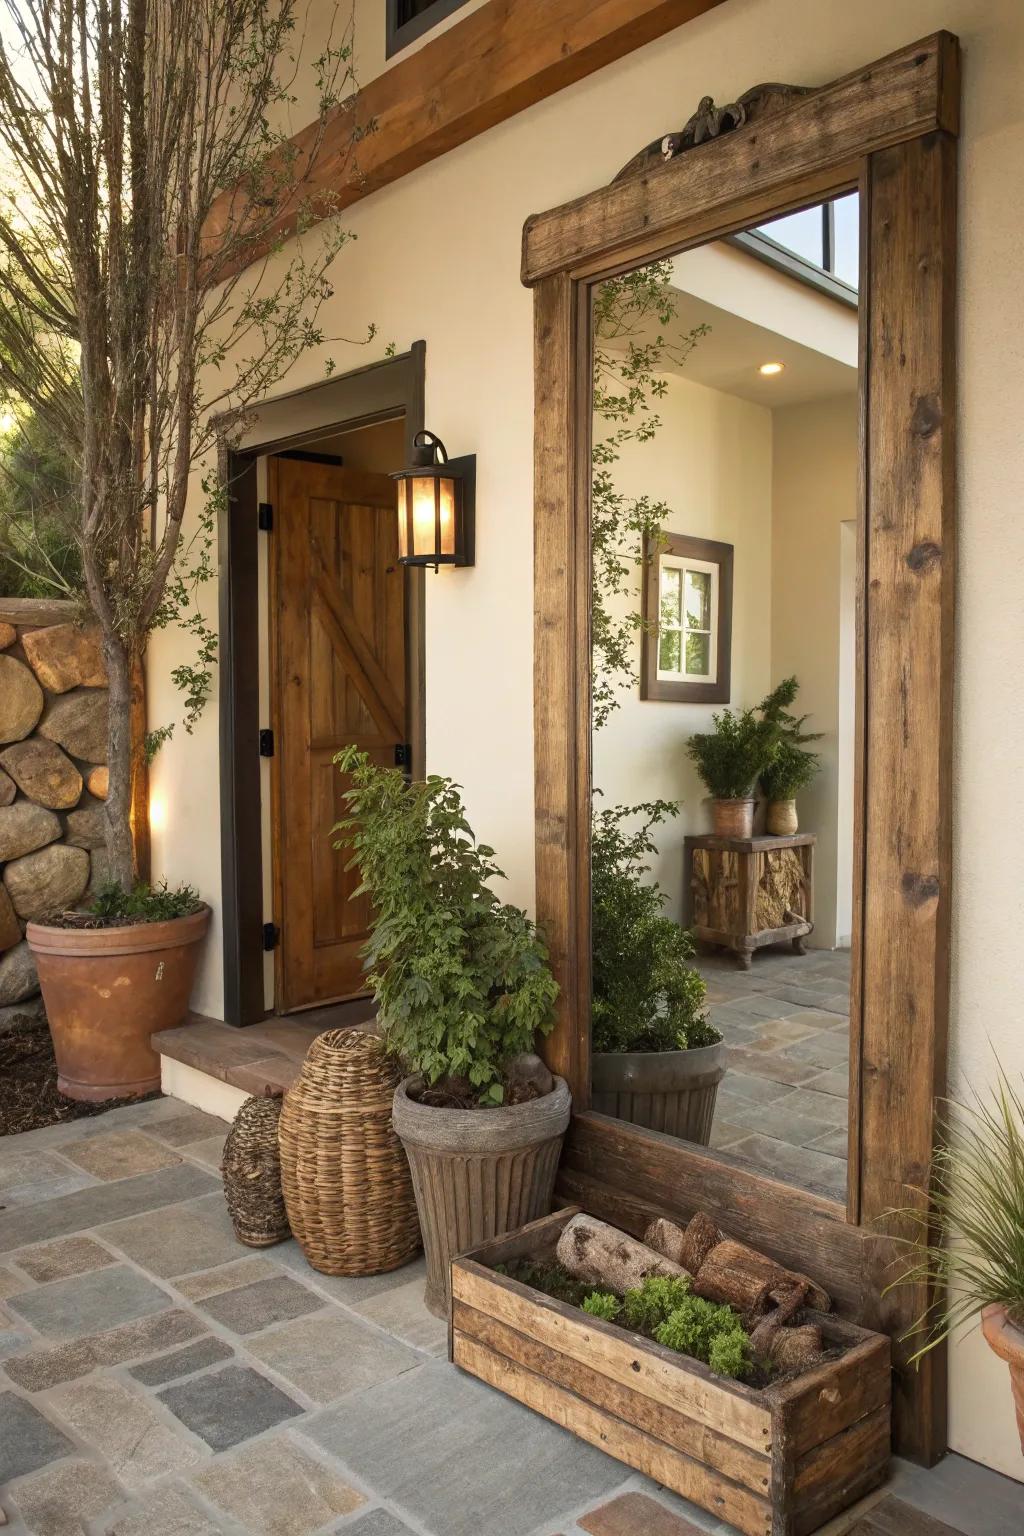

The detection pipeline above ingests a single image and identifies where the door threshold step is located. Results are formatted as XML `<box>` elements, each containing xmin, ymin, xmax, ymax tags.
<box><xmin>154</xmin><ymin>1001</ymin><xmax>378</xmax><ymax>1097</ymax></box>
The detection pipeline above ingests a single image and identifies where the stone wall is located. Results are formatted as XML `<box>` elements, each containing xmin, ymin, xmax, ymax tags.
<box><xmin>0</xmin><ymin>598</ymin><xmax>109</xmax><ymax>1025</ymax></box>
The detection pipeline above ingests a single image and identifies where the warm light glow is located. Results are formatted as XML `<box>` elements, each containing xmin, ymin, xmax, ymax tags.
<box><xmin>0</xmin><ymin>411</ymin><xmax>15</xmax><ymax>432</ymax></box>
<box><xmin>149</xmin><ymin>793</ymin><xmax>167</xmax><ymax>833</ymax></box>
<box><xmin>399</xmin><ymin>473</ymin><xmax>456</xmax><ymax>560</ymax></box>
<box><xmin>758</xmin><ymin>361</ymin><xmax>785</xmax><ymax>376</ymax></box>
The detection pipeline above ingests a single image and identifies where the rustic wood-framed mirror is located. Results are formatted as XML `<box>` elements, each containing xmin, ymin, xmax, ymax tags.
<box><xmin>525</xmin><ymin>33</ymin><xmax>958</xmax><ymax>1462</ymax></box>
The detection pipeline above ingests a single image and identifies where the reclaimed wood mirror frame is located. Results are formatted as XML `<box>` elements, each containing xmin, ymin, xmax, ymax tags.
<box><xmin>524</xmin><ymin>32</ymin><xmax>958</xmax><ymax>1463</ymax></box>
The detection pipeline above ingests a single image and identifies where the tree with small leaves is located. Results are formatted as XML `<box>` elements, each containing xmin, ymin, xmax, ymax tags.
<box><xmin>0</xmin><ymin>0</ymin><xmax>369</xmax><ymax>889</ymax></box>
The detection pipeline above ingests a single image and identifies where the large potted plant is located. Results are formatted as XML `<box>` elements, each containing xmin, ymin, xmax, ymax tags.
<box><xmin>757</xmin><ymin>677</ymin><xmax>821</xmax><ymax>835</ymax></box>
<box><xmin>334</xmin><ymin>746</ymin><xmax>569</xmax><ymax>1317</ymax></box>
<box><xmin>685</xmin><ymin>707</ymin><xmax>772</xmax><ymax>838</ymax></box>
<box><xmin>887</xmin><ymin>1069</ymin><xmax>1024</xmax><ymax>1454</ymax></box>
<box><xmin>0</xmin><ymin>5</ymin><xmax>358</xmax><ymax>1099</ymax></box>
<box><xmin>591</xmin><ymin>801</ymin><xmax>723</xmax><ymax>1139</ymax></box>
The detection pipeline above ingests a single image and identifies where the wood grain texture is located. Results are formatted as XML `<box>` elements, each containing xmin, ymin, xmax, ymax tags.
<box><xmin>856</xmin><ymin>130</ymin><xmax>957</xmax><ymax>1465</ymax></box>
<box><xmin>204</xmin><ymin>0</ymin><xmax>728</xmax><ymax>278</ymax></box>
<box><xmin>522</xmin><ymin>32</ymin><xmax>959</xmax><ymax>282</ymax></box>
<box><xmin>270</xmin><ymin>459</ymin><xmax>404</xmax><ymax>1012</ymax></box>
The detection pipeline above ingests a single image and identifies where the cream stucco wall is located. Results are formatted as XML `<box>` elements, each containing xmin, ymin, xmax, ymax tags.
<box><xmin>592</xmin><ymin>373</ymin><xmax>773</xmax><ymax>923</ymax></box>
<box><xmin>147</xmin><ymin>0</ymin><xmax>1024</xmax><ymax>1479</ymax></box>
<box><xmin>770</xmin><ymin>393</ymin><xmax>859</xmax><ymax>949</ymax></box>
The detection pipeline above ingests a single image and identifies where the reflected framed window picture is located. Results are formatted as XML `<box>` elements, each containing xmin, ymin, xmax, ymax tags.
<box><xmin>641</xmin><ymin>532</ymin><xmax>733</xmax><ymax>703</ymax></box>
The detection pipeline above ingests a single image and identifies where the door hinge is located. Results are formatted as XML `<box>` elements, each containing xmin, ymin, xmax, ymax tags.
<box><xmin>259</xmin><ymin>728</ymin><xmax>274</xmax><ymax>757</ymax></box>
<box><xmin>394</xmin><ymin>743</ymin><xmax>412</xmax><ymax>768</ymax></box>
<box><xmin>258</xmin><ymin>502</ymin><xmax>273</xmax><ymax>532</ymax></box>
<box><xmin>262</xmin><ymin>922</ymin><xmax>280</xmax><ymax>952</ymax></box>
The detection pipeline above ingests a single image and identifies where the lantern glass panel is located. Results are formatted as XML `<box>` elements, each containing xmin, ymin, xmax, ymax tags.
<box><xmin>408</xmin><ymin>473</ymin><xmax>456</xmax><ymax>558</ymax></box>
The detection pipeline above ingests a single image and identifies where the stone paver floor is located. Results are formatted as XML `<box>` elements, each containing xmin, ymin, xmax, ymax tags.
<box><xmin>697</xmin><ymin>946</ymin><xmax>851</xmax><ymax>1201</ymax></box>
<box><xmin>1</xmin><ymin>1093</ymin><xmax>1020</xmax><ymax>1536</ymax></box>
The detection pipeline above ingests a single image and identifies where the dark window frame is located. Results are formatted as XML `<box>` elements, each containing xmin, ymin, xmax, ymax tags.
<box><xmin>640</xmin><ymin>532</ymin><xmax>733</xmax><ymax>704</ymax></box>
<box><xmin>385</xmin><ymin>0</ymin><xmax>472</xmax><ymax>58</ymax></box>
<box><xmin>728</xmin><ymin>197</ymin><xmax>859</xmax><ymax>309</ymax></box>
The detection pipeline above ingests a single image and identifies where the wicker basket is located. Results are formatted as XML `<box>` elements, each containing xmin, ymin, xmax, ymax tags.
<box><xmin>278</xmin><ymin>1029</ymin><xmax>420</xmax><ymax>1276</ymax></box>
<box><xmin>221</xmin><ymin>1094</ymin><xmax>291</xmax><ymax>1248</ymax></box>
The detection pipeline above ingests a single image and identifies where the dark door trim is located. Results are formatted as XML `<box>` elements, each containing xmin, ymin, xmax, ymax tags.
<box><xmin>218</xmin><ymin>343</ymin><xmax>426</xmax><ymax>1026</ymax></box>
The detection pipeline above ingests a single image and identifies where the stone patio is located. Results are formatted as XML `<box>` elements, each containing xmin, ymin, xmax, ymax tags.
<box><xmin>697</xmin><ymin>946</ymin><xmax>851</xmax><ymax>1201</ymax></box>
<box><xmin>1</xmin><ymin>1093</ymin><xmax>1020</xmax><ymax>1536</ymax></box>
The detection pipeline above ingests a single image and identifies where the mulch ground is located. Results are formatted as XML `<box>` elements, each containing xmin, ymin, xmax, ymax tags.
<box><xmin>0</xmin><ymin>1014</ymin><xmax>158</xmax><ymax>1138</ymax></box>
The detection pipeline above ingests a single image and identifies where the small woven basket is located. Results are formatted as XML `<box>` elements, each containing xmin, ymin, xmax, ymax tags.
<box><xmin>221</xmin><ymin>1094</ymin><xmax>291</xmax><ymax>1248</ymax></box>
<box><xmin>278</xmin><ymin>1029</ymin><xmax>420</xmax><ymax>1277</ymax></box>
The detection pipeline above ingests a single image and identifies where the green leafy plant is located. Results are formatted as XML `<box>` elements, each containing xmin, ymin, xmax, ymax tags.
<box><xmin>655</xmin><ymin>1295</ymin><xmax>752</xmax><ymax>1380</ymax></box>
<box><xmin>685</xmin><ymin>707</ymin><xmax>773</xmax><ymax>800</ymax></box>
<box><xmin>622</xmin><ymin>1274</ymin><xmax>693</xmax><ymax>1332</ymax></box>
<box><xmin>885</xmin><ymin>1069</ymin><xmax>1024</xmax><ymax>1361</ymax></box>
<box><xmin>591</xmin><ymin>261</ymin><xmax>708</xmax><ymax>729</ymax></box>
<box><xmin>89</xmin><ymin>881</ymin><xmax>203</xmax><ymax>923</ymax></box>
<box><xmin>581</xmin><ymin>1291</ymin><xmax>622</xmax><ymax>1322</ymax></box>
<box><xmin>757</xmin><ymin>677</ymin><xmax>821</xmax><ymax>801</ymax></box>
<box><xmin>591</xmin><ymin>800</ymin><xmax>717</xmax><ymax>1055</ymax></box>
<box><xmin>333</xmin><ymin>746</ymin><xmax>558</xmax><ymax>1103</ymax></box>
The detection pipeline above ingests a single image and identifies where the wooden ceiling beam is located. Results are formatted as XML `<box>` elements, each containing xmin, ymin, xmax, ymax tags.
<box><xmin>204</xmin><ymin>0</ymin><xmax>727</xmax><ymax>276</ymax></box>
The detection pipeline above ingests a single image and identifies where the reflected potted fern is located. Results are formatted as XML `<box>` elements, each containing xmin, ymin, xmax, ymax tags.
<box><xmin>591</xmin><ymin>800</ymin><xmax>723</xmax><ymax>1139</ymax></box>
<box><xmin>886</xmin><ymin>1069</ymin><xmax>1024</xmax><ymax>1454</ymax></box>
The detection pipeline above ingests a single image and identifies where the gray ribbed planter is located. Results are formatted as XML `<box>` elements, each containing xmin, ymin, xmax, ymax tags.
<box><xmin>591</xmin><ymin>1041</ymin><xmax>726</xmax><ymax>1142</ymax></box>
<box><xmin>392</xmin><ymin>1076</ymin><xmax>571</xmax><ymax>1317</ymax></box>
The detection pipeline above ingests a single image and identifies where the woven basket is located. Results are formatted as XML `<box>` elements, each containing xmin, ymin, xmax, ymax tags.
<box><xmin>221</xmin><ymin>1094</ymin><xmax>291</xmax><ymax>1248</ymax></box>
<box><xmin>278</xmin><ymin>1029</ymin><xmax>421</xmax><ymax>1277</ymax></box>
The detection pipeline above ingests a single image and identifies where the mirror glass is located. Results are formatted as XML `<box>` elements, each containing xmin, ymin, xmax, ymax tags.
<box><xmin>589</xmin><ymin>195</ymin><xmax>859</xmax><ymax>1201</ymax></box>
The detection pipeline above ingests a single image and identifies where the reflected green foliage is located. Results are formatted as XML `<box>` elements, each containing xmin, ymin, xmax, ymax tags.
<box><xmin>685</xmin><ymin>706</ymin><xmax>773</xmax><ymax>800</ymax></box>
<box><xmin>333</xmin><ymin>746</ymin><xmax>558</xmax><ymax>1101</ymax></box>
<box><xmin>591</xmin><ymin>800</ymin><xmax>717</xmax><ymax>1054</ymax></box>
<box><xmin>757</xmin><ymin>676</ymin><xmax>821</xmax><ymax>800</ymax></box>
<box><xmin>591</xmin><ymin>261</ymin><xmax>707</xmax><ymax>728</ymax></box>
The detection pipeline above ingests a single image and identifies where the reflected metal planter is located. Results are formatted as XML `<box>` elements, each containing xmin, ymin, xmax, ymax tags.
<box><xmin>591</xmin><ymin>1041</ymin><xmax>726</xmax><ymax>1143</ymax></box>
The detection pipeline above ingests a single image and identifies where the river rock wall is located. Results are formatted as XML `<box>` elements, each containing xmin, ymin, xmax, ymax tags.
<box><xmin>0</xmin><ymin>598</ymin><xmax>109</xmax><ymax>1025</ymax></box>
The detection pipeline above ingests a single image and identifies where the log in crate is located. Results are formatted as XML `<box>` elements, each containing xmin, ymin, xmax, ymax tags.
<box><xmin>450</xmin><ymin>1208</ymin><xmax>890</xmax><ymax>1536</ymax></box>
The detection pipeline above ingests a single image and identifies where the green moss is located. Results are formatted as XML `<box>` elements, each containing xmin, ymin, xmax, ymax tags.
<box><xmin>622</xmin><ymin>1274</ymin><xmax>692</xmax><ymax>1332</ymax></box>
<box><xmin>655</xmin><ymin>1295</ymin><xmax>752</xmax><ymax>1381</ymax></box>
<box><xmin>581</xmin><ymin>1291</ymin><xmax>622</xmax><ymax>1322</ymax></box>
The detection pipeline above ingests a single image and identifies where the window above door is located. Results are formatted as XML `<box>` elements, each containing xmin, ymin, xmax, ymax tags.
<box><xmin>386</xmin><ymin>0</ymin><xmax>472</xmax><ymax>58</ymax></box>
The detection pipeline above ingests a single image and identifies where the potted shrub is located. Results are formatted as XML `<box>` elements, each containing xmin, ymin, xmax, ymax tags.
<box><xmin>887</xmin><ymin>1069</ymin><xmax>1024</xmax><ymax>1454</ymax></box>
<box><xmin>757</xmin><ymin>677</ymin><xmax>821</xmax><ymax>835</ymax></box>
<box><xmin>591</xmin><ymin>801</ymin><xmax>724</xmax><ymax>1139</ymax></box>
<box><xmin>334</xmin><ymin>746</ymin><xmax>569</xmax><ymax>1317</ymax></box>
<box><xmin>28</xmin><ymin>882</ymin><xmax>209</xmax><ymax>1102</ymax></box>
<box><xmin>685</xmin><ymin>707</ymin><xmax>772</xmax><ymax>838</ymax></box>
<box><xmin>0</xmin><ymin>11</ymin><xmax>358</xmax><ymax>1100</ymax></box>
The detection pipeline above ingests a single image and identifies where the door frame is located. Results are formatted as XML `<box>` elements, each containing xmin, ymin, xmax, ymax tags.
<box><xmin>218</xmin><ymin>343</ymin><xmax>426</xmax><ymax>1027</ymax></box>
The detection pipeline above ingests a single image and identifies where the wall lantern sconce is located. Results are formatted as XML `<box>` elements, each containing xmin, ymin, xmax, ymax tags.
<box><xmin>393</xmin><ymin>430</ymin><xmax>476</xmax><ymax>571</ymax></box>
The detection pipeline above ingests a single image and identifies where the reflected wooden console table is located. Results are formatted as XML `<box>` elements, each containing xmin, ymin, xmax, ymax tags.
<box><xmin>683</xmin><ymin>832</ymin><xmax>815</xmax><ymax>969</ymax></box>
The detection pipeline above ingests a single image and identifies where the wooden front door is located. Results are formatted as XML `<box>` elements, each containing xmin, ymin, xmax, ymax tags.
<box><xmin>269</xmin><ymin>457</ymin><xmax>405</xmax><ymax>1012</ymax></box>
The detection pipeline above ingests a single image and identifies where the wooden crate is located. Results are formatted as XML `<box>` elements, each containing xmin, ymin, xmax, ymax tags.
<box><xmin>684</xmin><ymin>834</ymin><xmax>815</xmax><ymax>969</ymax></box>
<box><xmin>450</xmin><ymin>1208</ymin><xmax>890</xmax><ymax>1536</ymax></box>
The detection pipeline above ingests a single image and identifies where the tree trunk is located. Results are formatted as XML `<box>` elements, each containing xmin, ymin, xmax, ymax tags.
<box><xmin>555</xmin><ymin>1214</ymin><xmax>691</xmax><ymax>1294</ymax></box>
<box><xmin>103</xmin><ymin>631</ymin><xmax>137</xmax><ymax>892</ymax></box>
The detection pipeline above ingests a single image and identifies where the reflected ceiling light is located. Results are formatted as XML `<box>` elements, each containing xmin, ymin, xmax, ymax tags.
<box><xmin>758</xmin><ymin>362</ymin><xmax>785</xmax><ymax>376</ymax></box>
<box><xmin>393</xmin><ymin>430</ymin><xmax>476</xmax><ymax>572</ymax></box>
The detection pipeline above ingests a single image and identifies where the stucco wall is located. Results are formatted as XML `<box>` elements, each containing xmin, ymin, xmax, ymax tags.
<box><xmin>147</xmin><ymin>0</ymin><xmax>1024</xmax><ymax>1478</ymax></box>
<box><xmin>592</xmin><ymin>372</ymin><xmax>773</xmax><ymax>923</ymax></box>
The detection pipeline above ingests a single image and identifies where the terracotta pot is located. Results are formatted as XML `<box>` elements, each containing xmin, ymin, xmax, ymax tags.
<box><xmin>710</xmin><ymin>797</ymin><xmax>755</xmax><ymax>839</ymax></box>
<box><xmin>766</xmin><ymin>798</ymin><xmax>799</xmax><ymax>836</ymax></box>
<box><xmin>392</xmin><ymin>1074</ymin><xmax>571</xmax><ymax>1317</ymax></box>
<box><xmin>591</xmin><ymin>1041</ymin><xmax>726</xmax><ymax>1143</ymax></box>
<box><xmin>981</xmin><ymin>1303</ymin><xmax>1024</xmax><ymax>1454</ymax></box>
<box><xmin>27</xmin><ymin>905</ymin><xmax>210</xmax><ymax>1102</ymax></box>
